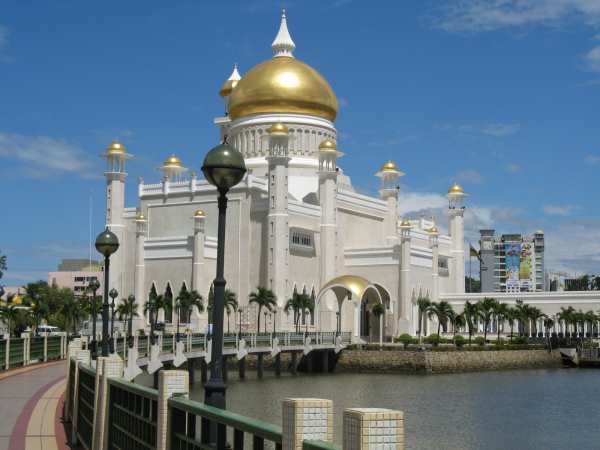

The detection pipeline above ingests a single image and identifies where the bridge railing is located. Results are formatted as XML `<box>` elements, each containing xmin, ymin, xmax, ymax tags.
<box><xmin>76</xmin><ymin>364</ymin><xmax>96</xmax><ymax>450</ymax></box>
<box><xmin>106</xmin><ymin>377</ymin><xmax>158</xmax><ymax>450</ymax></box>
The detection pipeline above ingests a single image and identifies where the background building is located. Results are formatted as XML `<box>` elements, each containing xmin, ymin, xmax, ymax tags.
<box><xmin>479</xmin><ymin>230</ymin><xmax>545</xmax><ymax>293</ymax></box>
<box><xmin>48</xmin><ymin>258</ymin><xmax>103</xmax><ymax>295</ymax></box>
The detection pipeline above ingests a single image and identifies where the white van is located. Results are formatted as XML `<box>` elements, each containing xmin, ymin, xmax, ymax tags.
<box><xmin>37</xmin><ymin>325</ymin><xmax>62</xmax><ymax>336</ymax></box>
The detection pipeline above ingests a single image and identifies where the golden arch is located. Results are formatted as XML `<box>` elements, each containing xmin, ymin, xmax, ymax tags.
<box><xmin>316</xmin><ymin>275</ymin><xmax>383</xmax><ymax>305</ymax></box>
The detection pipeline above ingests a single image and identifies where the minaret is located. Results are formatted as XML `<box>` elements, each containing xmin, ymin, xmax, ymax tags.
<box><xmin>448</xmin><ymin>183</ymin><xmax>467</xmax><ymax>293</ymax></box>
<box><xmin>191</xmin><ymin>209</ymin><xmax>206</xmax><ymax>331</ymax></box>
<box><xmin>272</xmin><ymin>9</ymin><xmax>296</xmax><ymax>58</ymax></box>
<box><xmin>219</xmin><ymin>64</ymin><xmax>241</xmax><ymax>116</ymax></box>
<box><xmin>375</xmin><ymin>161</ymin><xmax>404</xmax><ymax>244</ymax></box>
<box><xmin>398</xmin><ymin>218</ymin><xmax>413</xmax><ymax>334</ymax></box>
<box><xmin>318</xmin><ymin>139</ymin><xmax>343</xmax><ymax>329</ymax></box>
<box><xmin>101</xmin><ymin>140</ymin><xmax>132</xmax><ymax>296</ymax></box>
<box><xmin>134</xmin><ymin>210</ymin><xmax>147</xmax><ymax>329</ymax></box>
<box><xmin>428</xmin><ymin>222</ymin><xmax>440</xmax><ymax>302</ymax></box>
<box><xmin>159</xmin><ymin>155</ymin><xmax>188</xmax><ymax>183</ymax></box>
<box><xmin>266</xmin><ymin>123</ymin><xmax>291</xmax><ymax>317</ymax></box>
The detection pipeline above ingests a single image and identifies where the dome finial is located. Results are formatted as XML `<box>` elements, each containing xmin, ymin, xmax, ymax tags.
<box><xmin>272</xmin><ymin>8</ymin><xmax>296</xmax><ymax>58</ymax></box>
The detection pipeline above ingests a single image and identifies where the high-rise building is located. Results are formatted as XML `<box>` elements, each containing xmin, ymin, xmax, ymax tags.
<box><xmin>479</xmin><ymin>230</ymin><xmax>545</xmax><ymax>293</ymax></box>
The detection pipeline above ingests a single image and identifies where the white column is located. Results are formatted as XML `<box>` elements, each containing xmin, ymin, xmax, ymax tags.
<box><xmin>398</xmin><ymin>223</ymin><xmax>412</xmax><ymax>335</ymax></box>
<box><xmin>134</xmin><ymin>212</ymin><xmax>147</xmax><ymax>330</ymax></box>
<box><xmin>319</xmin><ymin>172</ymin><xmax>338</xmax><ymax>332</ymax></box>
<box><xmin>449</xmin><ymin>209</ymin><xmax>465</xmax><ymax>293</ymax></box>
<box><xmin>431</xmin><ymin>237</ymin><xmax>439</xmax><ymax>302</ymax></box>
<box><xmin>191</xmin><ymin>211</ymin><xmax>206</xmax><ymax>331</ymax></box>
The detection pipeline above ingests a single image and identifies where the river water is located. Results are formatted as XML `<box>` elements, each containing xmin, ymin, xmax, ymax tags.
<box><xmin>185</xmin><ymin>368</ymin><xmax>600</xmax><ymax>450</ymax></box>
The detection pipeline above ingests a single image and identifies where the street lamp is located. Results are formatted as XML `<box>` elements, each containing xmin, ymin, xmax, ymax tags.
<box><xmin>273</xmin><ymin>309</ymin><xmax>277</xmax><ymax>334</ymax></box>
<box><xmin>109</xmin><ymin>288</ymin><xmax>118</xmax><ymax>353</ymax></box>
<box><xmin>127</xmin><ymin>295</ymin><xmax>135</xmax><ymax>348</ymax></box>
<box><xmin>336</xmin><ymin>310</ymin><xmax>341</xmax><ymax>335</ymax></box>
<box><xmin>175</xmin><ymin>298</ymin><xmax>181</xmax><ymax>343</ymax></box>
<box><xmin>95</xmin><ymin>227</ymin><xmax>120</xmax><ymax>357</ymax></box>
<box><xmin>201</xmin><ymin>140</ymin><xmax>246</xmax><ymax>421</ymax></box>
<box><xmin>264</xmin><ymin>311</ymin><xmax>268</xmax><ymax>334</ymax></box>
<box><xmin>238</xmin><ymin>307</ymin><xmax>243</xmax><ymax>338</ymax></box>
<box><xmin>88</xmin><ymin>278</ymin><xmax>101</xmax><ymax>357</ymax></box>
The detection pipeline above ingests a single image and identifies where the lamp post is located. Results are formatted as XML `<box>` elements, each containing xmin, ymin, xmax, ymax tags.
<box><xmin>127</xmin><ymin>295</ymin><xmax>135</xmax><ymax>348</ymax></box>
<box><xmin>95</xmin><ymin>227</ymin><xmax>120</xmax><ymax>357</ymax></box>
<box><xmin>264</xmin><ymin>311</ymin><xmax>268</xmax><ymax>334</ymax></box>
<box><xmin>175</xmin><ymin>298</ymin><xmax>181</xmax><ymax>343</ymax></box>
<box><xmin>88</xmin><ymin>278</ymin><xmax>101</xmax><ymax>357</ymax></box>
<box><xmin>148</xmin><ymin>296</ymin><xmax>156</xmax><ymax>346</ymax></box>
<box><xmin>201</xmin><ymin>140</ymin><xmax>246</xmax><ymax>422</ymax></box>
<box><xmin>109</xmin><ymin>288</ymin><xmax>118</xmax><ymax>353</ymax></box>
<box><xmin>238</xmin><ymin>307</ymin><xmax>243</xmax><ymax>338</ymax></box>
<box><xmin>273</xmin><ymin>309</ymin><xmax>277</xmax><ymax>334</ymax></box>
<box><xmin>336</xmin><ymin>310</ymin><xmax>340</xmax><ymax>335</ymax></box>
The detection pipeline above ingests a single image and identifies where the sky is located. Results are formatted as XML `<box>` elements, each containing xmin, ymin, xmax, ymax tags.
<box><xmin>1</xmin><ymin>0</ymin><xmax>600</xmax><ymax>286</ymax></box>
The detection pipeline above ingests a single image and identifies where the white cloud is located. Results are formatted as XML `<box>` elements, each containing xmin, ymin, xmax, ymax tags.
<box><xmin>457</xmin><ymin>169</ymin><xmax>485</xmax><ymax>184</ymax></box>
<box><xmin>435</xmin><ymin>0</ymin><xmax>600</xmax><ymax>32</ymax></box>
<box><xmin>0</xmin><ymin>133</ymin><xmax>97</xmax><ymax>178</ymax></box>
<box><xmin>585</xmin><ymin>154</ymin><xmax>600</xmax><ymax>164</ymax></box>
<box><xmin>585</xmin><ymin>44</ymin><xmax>600</xmax><ymax>72</ymax></box>
<box><xmin>544</xmin><ymin>219</ymin><xmax>600</xmax><ymax>273</ymax></box>
<box><xmin>398</xmin><ymin>191</ymin><xmax>448</xmax><ymax>216</ymax></box>
<box><xmin>439</xmin><ymin>122</ymin><xmax>520</xmax><ymax>137</ymax></box>
<box><xmin>506</xmin><ymin>163</ymin><xmax>521</xmax><ymax>172</ymax></box>
<box><xmin>543</xmin><ymin>204</ymin><xmax>579</xmax><ymax>216</ymax></box>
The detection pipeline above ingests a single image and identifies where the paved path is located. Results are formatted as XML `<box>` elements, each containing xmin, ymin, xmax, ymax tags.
<box><xmin>0</xmin><ymin>362</ymin><xmax>67</xmax><ymax>450</ymax></box>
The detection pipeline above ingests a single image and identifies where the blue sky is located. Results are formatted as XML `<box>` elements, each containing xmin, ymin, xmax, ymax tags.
<box><xmin>1</xmin><ymin>0</ymin><xmax>600</xmax><ymax>285</ymax></box>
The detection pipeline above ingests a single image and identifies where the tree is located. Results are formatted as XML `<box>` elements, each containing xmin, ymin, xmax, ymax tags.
<box><xmin>224</xmin><ymin>290</ymin><xmax>238</xmax><ymax>334</ymax></box>
<box><xmin>427</xmin><ymin>301</ymin><xmax>454</xmax><ymax>335</ymax></box>
<box><xmin>30</xmin><ymin>299</ymin><xmax>50</xmax><ymax>334</ymax></box>
<box><xmin>558</xmin><ymin>306</ymin><xmax>575</xmax><ymax>342</ymax></box>
<box><xmin>58</xmin><ymin>293</ymin><xmax>83</xmax><ymax>336</ymax></box>
<box><xmin>284</xmin><ymin>292</ymin><xmax>313</xmax><ymax>332</ymax></box>
<box><xmin>506</xmin><ymin>307</ymin><xmax>520</xmax><ymax>342</ymax></box>
<box><xmin>372</xmin><ymin>302</ymin><xmax>385</xmax><ymax>344</ymax></box>
<box><xmin>448</xmin><ymin>310</ymin><xmax>465</xmax><ymax>338</ymax></box>
<box><xmin>0</xmin><ymin>304</ymin><xmax>19</xmax><ymax>336</ymax></box>
<box><xmin>249</xmin><ymin>287</ymin><xmax>277</xmax><ymax>333</ymax></box>
<box><xmin>527</xmin><ymin>306</ymin><xmax>545</xmax><ymax>336</ymax></box>
<box><xmin>493</xmin><ymin>302</ymin><xmax>510</xmax><ymax>342</ymax></box>
<box><xmin>543</xmin><ymin>316</ymin><xmax>554</xmax><ymax>350</ymax></box>
<box><xmin>117</xmin><ymin>295</ymin><xmax>139</xmax><ymax>343</ymax></box>
<box><xmin>176</xmin><ymin>285</ymin><xmax>204</xmax><ymax>324</ymax></box>
<box><xmin>144</xmin><ymin>294</ymin><xmax>172</xmax><ymax>335</ymax></box>
<box><xmin>477</xmin><ymin>297</ymin><xmax>498</xmax><ymax>341</ymax></box>
<box><xmin>416</xmin><ymin>295</ymin><xmax>431</xmax><ymax>342</ymax></box>
<box><xmin>0</xmin><ymin>250</ymin><xmax>6</xmax><ymax>281</ymax></box>
<box><xmin>463</xmin><ymin>301</ymin><xmax>479</xmax><ymax>345</ymax></box>
<box><xmin>584</xmin><ymin>310</ymin><xmax>597</xmax><ymax>339</ymax></box>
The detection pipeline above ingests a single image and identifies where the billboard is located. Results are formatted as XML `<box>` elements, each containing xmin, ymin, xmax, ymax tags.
<box><xmin>505</xmin><ymin>243</ymin><xmax>521</xmax><ymax>291</ymax></box>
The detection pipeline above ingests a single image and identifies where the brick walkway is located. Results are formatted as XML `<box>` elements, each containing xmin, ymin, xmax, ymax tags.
<box><xmin>0</xmin><ymin>362</ymin><xmax>67</xmax><ymax>450</ymax></box>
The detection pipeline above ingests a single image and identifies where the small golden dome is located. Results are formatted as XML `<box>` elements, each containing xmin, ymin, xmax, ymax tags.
<box><xmin>228</xmin><ymin>57</ymin><xmax>338</xmax><ymax>121</ymax></box>
<box><xmin>106</xmin><ymin>140</ymin><xmax>126</xmax><ymax>155</ymax></box>
<box><xmin>135</xmin><ymin>211</ymin><xmax>146</xmax><ymax>221</ymax></box>
<box><xmin>219</xmin><ymin>78</ymin><xmax>240</xmax><ymax>98</ymax></box>
<box><xmin>400</xmin><ymin>218</ymin><xmax>412</xmax><ymax>228</ymax></box>
<box><xmin>381</xmin><ymin>160</ymin><xmax>398</xmax><ymax>172</ymax></box>
<box><xmin>319</xmin><ymin>139</ymin><xmax>337</xmax><ymax>151</ymax></box>
<box><xmin>428</xmin><ymin>225</ymin><xmax>439</xmax><ymax>235</ymax></box>
<box><xmin>267</xmin><ymin>122</ymin><xmax>289</xmax><ymax>135</ymax></box>
<box><xmin>194</xmin><ymin>209</ymin><xmax>206</xmax><ymax>218</ymax></box>
<box><xmin>448</xmin><ymin>183</ymin><xmax>465</xmax><ymax>195</ymax></box>
<box><xmin>12</xmin><ymin>295</ymin><xmax>22</xmax><ymax>305</ymax></box>
<box><xmin>163</xmin><ymin>155</ymin><xmax>183</xmax><ymax>168</ymax></box>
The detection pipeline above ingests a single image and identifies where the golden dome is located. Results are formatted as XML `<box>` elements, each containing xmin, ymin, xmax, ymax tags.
<box><xmin>228</xmin><ymin>57</ymin><xmax>338</xmax><ymax>121</ymax></box>
<box><xmin>267</xmin><ymin>122</ymin><xmax>289</xmax><ymax>135</ymax></box>
<box><xmin>428</xmin><ymin>225</ymin><xmax>439</xmax><ymax>235</ymax></box>
<box><xmin>219</xmin><ymin>78</ymin><xmax>239</xmax><ymax>98</ymax></box>
<box><xmin>318</xmin><ymin>139</ymin><xmax>337</xmax><ymax>151</ymax></box>
<box><xmin>135</xmin><ymin>211</ymin><xmax>146</xmax><ymax>221</ymax></box>
<box><xmin>163</xmin><ymin>155</ymin><xmax>183</xmax><ymax>168</ymax></box>
<box><xmin>194</xmin><ymin>209</ymin><xmax>206</xmax><ymax>218</ymax></box>
<box><xmin>106</xmin><ymin>140</ymin><xmax>126</xmax><ymax>155</ymax></box>
<box><xmin>381</xmin><ymin>160</ymin><xmax>398</xmax><ymax>172</ymax></box>
<box><xmin>448</xmin><ymin>183</ymin><xmax>465</xmax><ymax>195</ymax></box>
<box><xmin>400</xmin><ymin>218</ymin><xmax>412</xmax><ymax>228</ymax></box>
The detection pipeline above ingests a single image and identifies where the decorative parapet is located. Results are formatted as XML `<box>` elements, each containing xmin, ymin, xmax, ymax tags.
<box><xmin>343</xmin><ymin>408</ymin><xmax>404</xmax><ymax>450</ymax></box>
<box><xmin>282</xmin><ymin>398</ymin><xmax>333</xmax><ymax>450</ymax></box>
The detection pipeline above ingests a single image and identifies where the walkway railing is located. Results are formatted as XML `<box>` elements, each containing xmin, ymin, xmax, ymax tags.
<box><xmin>64</xmin><ymin>338</ymin><xmax>405</xmax><ymax>450</ymax></box>
<box><xmin>0</xmin><ymin>335</ymin><xmax>67</xmax><ymax>371</ymax></box>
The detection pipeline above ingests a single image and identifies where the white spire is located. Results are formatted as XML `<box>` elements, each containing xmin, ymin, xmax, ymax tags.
<box><xmin>228</xmin><ymin>63</ymin><xmax>241</xmax><ymax>81</ymax></box>
<box><xmin>271</xmin><ymin>9</ymin><xmax>295</xmax><ymax>58</ymax></box>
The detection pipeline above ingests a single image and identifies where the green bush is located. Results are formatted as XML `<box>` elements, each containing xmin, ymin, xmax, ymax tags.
<box><xmin>395</xmin><ymin>333</ymin><xmax>413</xmax><ymax>349</ymax></box>
<box><xmin>512</xmin><ymin>336</ymin><xmax>527</xmax><ymax>345</ymax></box>
<box><xmin>424</xmin><ymin>334</ymin><xmax>441</xmax><ymax>346</ymax></box>
<box><xmin>474</xmin><ymin>336</ymin><xmax>486</xmax><ymax>346</ymax></box>
<box><xmin>453</xmin><ymin>335</ymin><xmax>466</xmax><ymax>348</ymax></box>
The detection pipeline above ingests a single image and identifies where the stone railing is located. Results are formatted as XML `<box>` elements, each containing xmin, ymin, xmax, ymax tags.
<box><xmin>64</xmin><ymin>340</ymin><xmax>405</xmax><ymax>450</ymax></box>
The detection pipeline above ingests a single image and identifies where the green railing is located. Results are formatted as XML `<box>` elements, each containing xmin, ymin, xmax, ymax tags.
<box><xmin>191</xmin><ymin>334</ymin><xmax>206</xmax><ymax>351</ymax></box>
<box><xmin>47</xmin><ymin>336</ymin><xmax>62</xmax><ymax>360</ymax></box>
<box><xmin>0</xmin><ymin>340</ymin><xmax>5</xmax><ymax>367</ymax></box>
<box><xmin>67</xmin><ymin>358</ymin><xmax>77</xmax><ymax>420</ymax></box>
<box><xmin>169</xmin><ymin>396</ymin><xmax>284</xmax><ymax>450</ymax></box>
<box><xmin>30</xmin><ymin>337</ymin><xmax>45</xmax><ymax>362</ymax></box>
<box><xmin>106</xmin><ymin>378</ymin><xmax>158</xmax><ymax>450</ymax></box>
<box><xmin>303</xmin><ymin>441</ymin><xmax>339</xmax><ymax>450</ymax></box>
<box><xmin>9</xmin><ymin>338</ymin><xmax>24</xmax><ymax>368</ymax></box>
<box><xmin>138</xmin><ymin>336</ymin><xmax>149</xmax><ymax>357</ymax></box>
<box><xmin>77</xmin><ymin>365</ymin><xmax>96</xmax><ymax>450</ymax></box>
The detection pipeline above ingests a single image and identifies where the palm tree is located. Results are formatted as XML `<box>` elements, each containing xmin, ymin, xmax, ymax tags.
<box><xmin>176</xmin><ymin>286</ymin><xmax>204</xmax><ymax>324</ymax></box>
<box><xmin>372</xmin><ymin>303</ymin><xmax>385</xmax><ymax>344</ymax></box>
<box><xmin>285</xmin><ymin>292</ymin><xmax>302</xmax><ymax>332</ymax></box>
<box><xmin>144</xmin><ymin>294</ymin><xmax>172</xmax><ymax>339</ymax></box>
<box><xmin>249</xmin><ymin>287</ymin><xmax>277</xmax><ymax>333</ymax></box>
<box><xmin>527</xmin><ymin>306</ymin><xmax>545</xmax><ymax>337</ymax></box>
<box><xmin>506</xmin><ymin>307</ymin><xmax>520</xmax><ymax>342</ymax></box>
<box><xmin>463</xmin><ymin>301</ymin><xmax>479</xmax><ymax>346</ymax></box>
<box><xmin>584</xmin><ymin>310</ymin><xmax>597</xmax><ymax>339</ymax></box>
<box><xmin>224</xmin><ymin>290</ymin><xmax>238</xmax><ymax>334</ymax></box>
<box><xmin>0</xmin><ymin>304</ymin><xmax>19</xmax><ymax>337</ymax></box>
<box><xmin>427</xmin><ymin>301</ymin><xmax>454</xmax><ymax>335</ymax></box>
<box><xmin>515</xmin><ymin>303</ymin><xmax>531</xmax><ymax>336</ymax></box>
<box><xmin>30</xmin><ymin>300</ymin><xmax>50</xmax><ymax>335</ymax></box>
<box><xmin>448</xmin><ymin>311</ymin><xmax>465</xmax><ymax>338</ymax></box>
<box><xmin>493</xmin><ymin>303</ymin><xmax>510</xmax><ymax>342</ymax></box>
<box><xmin>416</xmin><ymin>296</ymin><xmax>431</xmax><ymax>342</ymax></box>
<box><xmin>558</xmin><ymin>306</ymin><xmax>575</xmax><ymax>341</ymax></box>
<box><xmin>543</xmin><ymin>316</ymin><xmax>554</xmax><ymax>350</ymax></box>
<box><xmin>59</xmin><ymin>295</ymin><xmax>84</xmax><ymax>336</ymax></box>
<box><xmin>117</xmin><ymin>295</ymin><xmax>139</xmax><ymax>345</ymax></box>
<box><xmin>477</xmin><ymin>297</ymin><xmax>498</xmax><ymax>341</ymax></box>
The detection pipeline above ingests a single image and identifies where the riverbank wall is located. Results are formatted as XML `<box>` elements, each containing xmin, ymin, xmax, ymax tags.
<box><xmin>336</xmin><ymin>349</ymin><xmax>563</xmax><ymax>374</ymax></box>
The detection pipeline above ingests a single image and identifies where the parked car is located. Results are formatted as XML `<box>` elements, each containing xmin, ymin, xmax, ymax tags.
<box><xmin>37</xmin><ymin>325</ymin><xmax>62</xmax><ymax>336</ymax></box>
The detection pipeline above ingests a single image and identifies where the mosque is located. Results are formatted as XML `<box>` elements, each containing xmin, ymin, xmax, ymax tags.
<box><xmin>101</xmin><ymin>11</ymin><xmax>468</xmax><ymax>340</ymax></box>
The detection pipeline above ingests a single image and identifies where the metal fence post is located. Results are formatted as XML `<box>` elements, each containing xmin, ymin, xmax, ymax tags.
<box><xmin>43</xmin><ymin>333</ymin><xmax>48</xmax><ymax>362</ymax></box>
<box><xmin>70</xmin><ymin>350</ymin><xmax>91</xmax><ymax>443</ymax></box>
